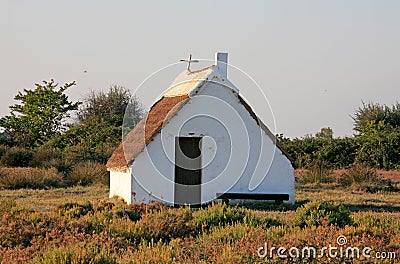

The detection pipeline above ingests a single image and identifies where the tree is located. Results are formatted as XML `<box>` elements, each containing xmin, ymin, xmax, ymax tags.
<box><xmin>0</xmin><ymin>80</ymin><xmax>80</xmax><ymax>148</ymax></box>
<box><xmin>355</xmin><ymin>121</ymin><xmax>400</xmax><ymax>169</ymax></box>
<box><xmin>352</xmin><ymin>101</ymin><xmax>400</xmax><ymax>132</ymax></box>
<box><xmin>385</xmin><ymin>102</ymin><xmax>400</xmax><ymax>129</ymax></box>
<box><xmin>0</xmin><ymin>130</ymin><xmax>11</xmax><ymax>146</ymax></box>
<box><xmin>315</xmin><ymin>127</ymin><xmax>333</xmax><ymax>139</ymax></box>
<box><xmin>45</xmin><ymin>85</ymin><xmax>146</xmax><ymax>162</ymax></box>
<box><xmin>78</xmin><ymin>85</ymin><xmax>144</xmax><ymax>129</ymax></box>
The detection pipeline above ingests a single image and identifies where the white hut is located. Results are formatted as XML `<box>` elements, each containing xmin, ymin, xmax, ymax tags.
<box><xmin>106</xmin><ymin>52</ymin><xmax>295</xmax><ymax>206</ymax></box>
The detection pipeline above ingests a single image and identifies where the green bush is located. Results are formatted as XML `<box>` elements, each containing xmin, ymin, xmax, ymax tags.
<box><xmin>1</xmin><ymin>147</ymin><xmax>33</xmax><ymax>167</ymax></box>
<box><xmin>57</xmin><ymin>201</ymin><xmax>93</xmax><ymax>218</ymax></box>
<box><xmin>31</xmin><ymin>244</ymin><xmax>117</xmax><ymax>264</ymax></box>
<box><xmin>353</xmin><ymin>212</ymin><xmax>397</xmax><ymax>229</ymax></box>
<box><xmin>97</xmin><ymin>198</ymin><xmax>143</xmax><ymax>221</ymax></box>
<box><xmin>64</xmin><ymin>143</ymin><xmax>117</xmax><ymax>164</ymax></box>
<box><xmin>278</xmin><ymin>123</ymin><xmax>400</xmax><ymax>170</ymax></box>
<box><xmin>0</xmin><ymin>198</ymin><xmax>17</xmax><ymax>214</ymax></box>
<box><xmin>294</xmin><ymin>201</ymin><xmax>352</xmax><ymax>228</ymax></box>
<box><xmin>0</xmin><ymin>167</ymin><xmax>64</xmax><ymax>190</ymax></box>
<box><xmin>355</xmin><ymin>122</ymin><xmax>400</xmax><ymax>169</ymax></box>
<box><xmin>278</xmin><ymin>136</ymin><xmax>357</xmax><ymax>169</ymax></box>
<box><xmin>66</xmin><ymin>160</ymin><xmax>108</xmax><ymax>186</ymax></box>
<box><xmin>316</xmin><ymin>137</ymin><xmax>357</xmax><ymax>168</ymax></box>
<box><xmin>110</xmin><ymin>207</ymin><xmax>195</xmax><ymax>243</ymax></box>
<box><xmin>136</xmin><ymin>208</ymin><xmax>194</xmax><ymax>241</ymax></box>
<box><xmin>192</xmin><ymin>203</ymin><xmax>247</xmax><ymax>230</ymax></box>
<box><xmin>83</xmin><ymin>200</ymin><xmax>157</xmax><ymax>234</ymax></box>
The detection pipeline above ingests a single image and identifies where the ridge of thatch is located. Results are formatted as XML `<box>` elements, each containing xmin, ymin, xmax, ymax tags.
<box><xmin>106</xmin><ymin>95</ymin><xmax>189</xmax><ymax>170</ymax></box>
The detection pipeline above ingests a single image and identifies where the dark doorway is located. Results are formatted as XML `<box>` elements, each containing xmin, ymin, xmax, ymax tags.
<box><xmin>174</xmin><ymin>137</ymin><xmax>202</xmax><ymax>207</ymax></box>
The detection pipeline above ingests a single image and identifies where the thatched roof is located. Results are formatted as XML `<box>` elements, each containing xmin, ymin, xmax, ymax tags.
<box><xmin>106</xmin><ymin>65</ymin><xmax>293</xmax><ymax>170</ymax></box>
<box><xmin>106</xmin><ymin>95</ymin><xmax>189</xmax><ymax>170</ymax></box>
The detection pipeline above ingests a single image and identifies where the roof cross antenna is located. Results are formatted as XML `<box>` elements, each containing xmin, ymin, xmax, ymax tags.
<box><xmin>179</xmin><ymin>54</ymin><xmax>199</xmax><ymax>72</ymax></box>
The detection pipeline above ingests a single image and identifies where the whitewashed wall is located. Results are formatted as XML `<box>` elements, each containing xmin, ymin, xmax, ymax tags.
<box><xmin>113</xmin><ymin>79</ymin><xmax>294</xmax><ymax>205</ymax></box>
<box><xmin>109</xmin><ymin>169</ymin><xmax>132</xmax><ymax>203</ymax></box>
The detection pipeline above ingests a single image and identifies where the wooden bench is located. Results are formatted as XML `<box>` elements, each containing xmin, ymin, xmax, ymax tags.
<box><xmin>216</xmin><ymin>193</ymin><xmax>289</xmax><ymax>204</ymax></box>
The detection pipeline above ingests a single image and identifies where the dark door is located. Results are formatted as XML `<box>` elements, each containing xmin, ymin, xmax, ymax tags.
<box><xmin>174</xmin><ymin>137</ymin><xmax>201</xmax><ymax>207</ymax></box>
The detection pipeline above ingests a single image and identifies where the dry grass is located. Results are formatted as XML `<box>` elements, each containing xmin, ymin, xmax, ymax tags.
<box><xmin>299</xmin><ymin>160</ymin><xmax>333</xmax><ymax>184</ymax></box>
<box><xmin>0</xmin><ymin>167</ymin><xmax>64</xmax><ymax>190</ymax></box>
<box><xmin>0</xmin><ymin>185</ymin><xmax>108</xmax><ymax>214</ymax></box>
<box><xmin>296</xmin><ymin>183</ymin><xmax>400</xmax><ymax>211</ymax></box>
<box><xmin>67</xmin><ymin>160</ymin><xmax>109</xmax><ymax>186</ymax></box>
<box><xmin>1</xmin><ymin>176</ymin><xmax>400</xmax><ymax>263</ymax></box>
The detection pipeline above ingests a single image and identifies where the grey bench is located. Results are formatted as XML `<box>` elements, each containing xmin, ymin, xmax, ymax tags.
<box><xmin>216</xmin><ymin>193</ymin><xmax>289</xmax><ymax>204</ymax></box>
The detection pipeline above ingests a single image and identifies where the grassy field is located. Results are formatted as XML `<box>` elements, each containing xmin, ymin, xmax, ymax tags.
<box><xmin>0</xmin><ymin>185</ymin><xmax>108</xmax><ymax>214</ymax></box>
<box><xmin>1</xmin><ymin>176</ymin><xmax>400</xmax><ymax>263</ymax></box>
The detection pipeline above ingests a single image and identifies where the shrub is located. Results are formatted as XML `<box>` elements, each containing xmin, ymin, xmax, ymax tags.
<box><xmin>259</xmin><ymin>217</ymin><xmax>282</xmax><ymax>228</ymax></box>
<box><xmin>192</xmin><ymin>203</ymin><xmax>247</xmax><ymax>230</ymax></box>
<box><xmin>317</xmin><ymin>137</ymin><xmax>357</xmax><ymax>168</ymax></box>
<box><xmin>353</xmin><ymin>212</ymin><xmax>397</xmax><ymax>229</ymax></box>
<box><xmin>278</xmin><ymin>136</ymin><xmax>357</xmax><ymax>169</ymax></box>
<box><xmin>110</xmin><ymin>207</ymin><xmax>195</xmax><ymax>243</ymax></box>
<box><xmin>67</xmin><ymin>160</ymin><xmax>108</xmax><ymax>186</ymax></box>
<box><xmin>137</xmin><ymin>208</ymin><xmax>195</xmax><ymax>241</ymax></box>
<box><xmin>355</xmin><ymin>122</ymin><xmax>400</xmax><ymax>169</ymax></box>
<box><xmin>56</xmin><ymin>201</ymin><xmax>93</xmax><ymax>218</ymax></box>
<box><xmin>300</xmin><ymin>160</ymin><xmax>332</xmax><ymax>184</ymax></box>
<box><xmin>29</xmin><ymin>148</ymin><xmax>63</xmax><ymax>168</ymax></box>
<box><xmin>48</xmin><ymin>158</ymin><xmax>75</xmax><ymax>176</ymax></box>
<box><xmin>1</xmin><ymin>147</ymin><xmax>33</xmax><ymax>167</ymax></box>
<box><xmin>0</xmin><ymin>167</ymin><xmax>64</xmax><ymax>189</ymax></box>
<box><xmin>337</xmin><ymin>163</ymin><xmax>386</xmax><ymax>191</ymax></box>
<box><xmin>0</xmin><ymin>145</ymin><xmax>9</xmax><ymax>159</ymax></box>
<box><xmin>31</xmin><ymin>243</ymin><xmax>117</xmax><ymax>264</ymax></box>
<box><xmin>97</xmin><ymin>198</ymin><xmax>143</xmax><ymax>221</ymax></box>
<box><xmin>0</xmin><ymin>198</ymin><xmax>17</xmax><ymax>214</ymax></box>
<box><xmin>29</xmin><ymin>148</ymin><xmax>75</xmax><ymax>176</ymax></box>
<box><xmin>294</xmin><ymin>201</ymin><xmax>352</xmax><ymax>228</ymax></box>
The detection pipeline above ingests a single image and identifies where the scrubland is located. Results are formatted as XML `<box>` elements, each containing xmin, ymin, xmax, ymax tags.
<box><xmin>1</xmin><ymin>168</ymin><xmax>400</xmax><ymax>263</ymax></box>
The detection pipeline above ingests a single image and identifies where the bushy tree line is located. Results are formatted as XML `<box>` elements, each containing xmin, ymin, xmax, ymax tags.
<box><xmin>0</xmin><ymin>80</ymin><xmax>398</xmax><ymax>171</ymax></box>
<box><xmin>44</xmin><ymin>85</ymin><xmax>145</xmax><ymax>162</ymax></box>
<box><xmin>278</xmin><ymin>134</ymin><xmax>357</xmax><ymax>169</ymax></box>
<box><xmin>279</xmin><ymin>102</ymin><xmax>400</xmax><ymax>170</ymax></box>
<box><xmin>0</xmin><ymin>80</ymin><xmax>145</xmax><ymax>167</ymax></box>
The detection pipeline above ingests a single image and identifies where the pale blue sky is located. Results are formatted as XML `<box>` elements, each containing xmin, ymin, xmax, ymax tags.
<box><xmin>1</xmin><ymin>1</ymin><xmax>399</xmax><ymax>137</ymax></box>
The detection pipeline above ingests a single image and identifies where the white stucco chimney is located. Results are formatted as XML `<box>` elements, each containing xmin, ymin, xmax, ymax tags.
<box><xmin>215</xmin><ymin>52</ymin><xmax>228</xmax><ymax>78</ymax></box>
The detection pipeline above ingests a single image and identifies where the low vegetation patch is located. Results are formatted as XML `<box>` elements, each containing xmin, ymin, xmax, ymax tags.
<box><xmin>1</xmin><ymin>147</ymin><xmax>33</xmax><ymax>167</ymax></box>
<box><xmin>0</xmin><ymin>145</ymin><xmax>9</xmax><ymax>160</ymax></box>
<box><xmin>29</xmin><ymin>148</ymin><xmax>63</xmax><ymax>168</ymax></box>
<box><xmin>337</xmin><ymin>163</ymin><xmax>390</xmax><ymax>192</ymax></box>
<box><xmin>300</xmin><ymin>160</ymin><xmax>333</xmax><ymax>184</ymax></box>
<box><xmin>0</xmin><ymin>167</ymin><xmax>64</xmax><ymax>190</ymax></box>
<box><xmin>1</xmin><ymin>187</ymin><xmax>400</xmax><ymax>263</ymax></box>
<box><xmin>192</xmin><ymin>203</ymin><xmax>247</xmax><ymax>229</ymax></box>
<box><xmin>67</xmin><ymin>160</ymin><xmax>108</xmax><ymax>186</ymax></box>
<box><xmin>56</xmin><ymin>201</ymin><xmax>94</xmax><ymax>218</ymax></box>
<box><xmin>294</xmin><ymin>201</ymin><xmax>353</xmax><ymax>228</ymax></box>
<box><xmin>31</xmin><ymin>244</ymin><xmax>117</xmax><ymax>264</ymax></box>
